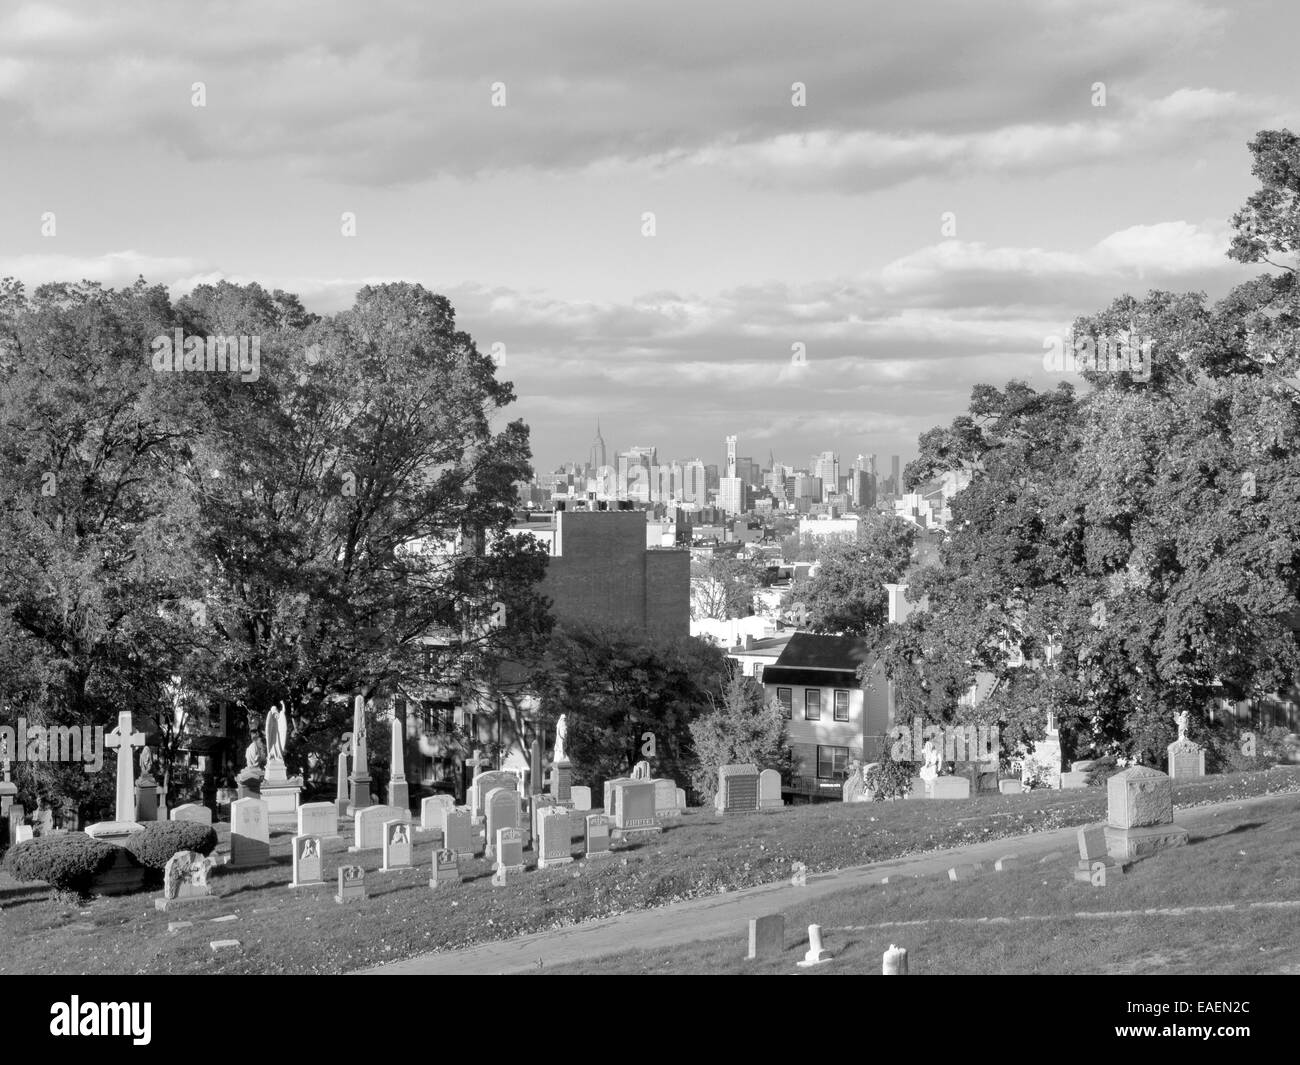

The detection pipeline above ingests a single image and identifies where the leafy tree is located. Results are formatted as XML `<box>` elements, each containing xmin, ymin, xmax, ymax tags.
<box><xmin>689</xmin><ymin>553</ymin><xmax>763</xmax><ymax>620</ymax></box>
<box><xmin>798</xmin><ymin>520</ymin><xmax>916</xmax><ymax>635</ymax></box>
<box><xmin>688</xmin><ymin>673</ymin><xmax>789</xmax><ymax>802</ymax></box>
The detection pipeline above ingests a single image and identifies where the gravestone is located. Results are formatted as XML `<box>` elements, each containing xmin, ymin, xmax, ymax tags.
<box><xmin>351</xmin><ymin>804</ymin><xmax>405</xmax><ymax>852</ymax></box>
<box><xmin>585</xmin><ymin>814</ymin><xmax>612</xmax><ymax>859</ymax></box>
<box><xmin>609</xmin><ymin>779</ymin><xmax>662</xmax><ymax>840</ymax></box>
<box><xmin>228</xmin><ymin>797</ymin><xmax>270</xmax><ymax>868</ymax></box>
<box><xmin>1167</xmin><ymin>738</ymin><xmax>1206</xmax><ymax>780</ymax></box>
<box><xmin>653</xmin><ymin>778</ymin><xmax>682</xmax><ymax>819</ymax></box>
<box><xmin>997</xmin><ymin>779</ymin><xmax>1023</xmax><ymax>795</ymax></box>
<box><xmin>675</xmin><ymin>787</ymin><xmax>686</xmax><ymax>810</ymax></box>
<box><xmin>603</xmin><ymin>778</ymin><xmax>629</xmax><ymax>819</ymax></box>
<box><xmin>758</xmin><ymin>769</ymin><xmax>783</xmax><ymax>809</ymax></box>
<box><xmin>1072</xmin><ymin>823</ymin><xmax>1123</xmax><ymax>882</ymax></box>
<box><xmin>929</xmin><ymin>776</ymin><xmax>970</xmax><ymax>800</ymax></box>
<box><xmin>290</xmin><ymin>834</ymin><xmax>325</xmax><ymax>888</ymax></box>
<box><xmin>347</xmin><ymin>695</ymin><xmax>372</xmax><ymax>817</ymax></box>
<box><xmin>470</xmin><ymin>771</ymin><xmax>518</xmax><ymax>820</ymax></box>
<box><xmin>441</xmin><ymin>807</ymin><xmax>475</xmax><ymax>858</ymax></box>
<box><xmin>16</xmin><ymin>824</ymin><xmax>34</xmax><ymax>843</ymax></box>
<box><xmin>1059</xmin><ymin>771</ymin><xmax>1089</xmax><ymax>789</ymax></box>
<box><xmin>429</xmin><ymin>849</ymin><xmax>461</xmax><ymax>890</ymax></box>
<box><xmin>1103</xmin><ymin>766</ymin><xmax>1188</xmax><ymax>861</ymax></box>
<box><xmin>570</xmin><ymin>786</ymin><xmax>592</xmax><ymax>812</ymax></box>
<box><xmin>421</xmin><ymin>795</ymin><xmax>455</xmax><ymax>831</ymax></box>
<box><xmin>537</xmin><ymin>807</ymin><xmax>573</xmax><ymax>869</ymax></box>
<box><xmin>154</xmin><ymin>850</ymin><xmax>216</xmax><ymax>910</ymax></box>
<box><xmin>491</xmin><ymin>827</ymin><xmax>524</xmax><ymax>887</ymax></box>
<box><xmin>335</xmin><ymin>864</ymin><xmax>366</xmax><ymax>903</ymax></box>
<box><xmin>842</xmin><ymin>763</ymin><xmax>866</xmax><ymax>803</ymax></box>
<box><xmin>297</xmin><ymin>801</ymin><xmax>339</xmax><ymax>839</ymax></box>
<box><xmin>170</xmin><ymin>803</ymin><xmax>213</xmax><ymax>825</ymax></box>
<box><xmin>335</xmin><ymin>749</ymin><xmax>350</xmax><ymax>817</ymax></box>
<box><xmin>485</xmin><ymin>787</ymin><xmax>522</xmax><ymax>858</ymax></box>
<box><xmin>387</xmin><ymin>718</ymin><xmax>409</xmax><ymax>812</ymax></box>
<box><xmin>85</xmin><ymin>710</ymin><xmax>146</xmax><ymax>839</ymax></box>
<box><xmin>381</xmin><ymin>819</ymin><xmax>413</xmax><ymax>871</ymax></box>
<box><xmin>549</xmin><ymin>761</ymin><xmax>572</xmax><ymax>803</ymax></box>
<box><xmin>714</xmin><ymin>764</ymin><xmax>760</xmax><ymax>814</ymax></box>
<box><xmin>748</xmin><ymin>915</ymin><xmax>785</xmax><ymax>960</ymax></box>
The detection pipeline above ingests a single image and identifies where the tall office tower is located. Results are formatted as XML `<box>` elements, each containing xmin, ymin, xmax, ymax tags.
<box><xmin>589</xmin><ymin>420</ymin><xmax>607</xmax><ymax>473</ymax></box>
<box><xmin>617</xmin><ymin>448</ymin><xmax>655</xmax><ymax>502</ymax></box>
<box><xmin>813</xmin><ymin>451</ymin><xmax>840</xmax><ymax>500</ymax></box>
<box><xmin>724</xmin><ymin>435</ymin><xmax>738</xmax><ymax>477</ymax></box>
<box><xmin>704</xmin><ymin>463</ymin><xmax>720</xmax><ymax>491</ymax></box>
<box><xmin>891</xmin><ymin>454</ymin><xmax>901</xmax><ymax>497</ymax></box>
<box><xmin>719</xmin><ymin>476</ymin><xmax>750</xmax><ymax>515</ymax></box>
<box><xmin>736</xmin><ymin>456</ymin><xmax>758</xmax><ymax>486</ymax></box>
<box><xmin>764</xmin><ymin>463</ymin><xmax>790</xmax><ymax>497</ymax></box>
<box><xmin>673</xmin><ymin>459</ymin><xmax>706</xmax><ymax>504</ymax></box>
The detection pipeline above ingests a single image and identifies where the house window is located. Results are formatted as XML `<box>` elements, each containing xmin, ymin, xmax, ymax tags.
<box><xmin>805</xmin><ymin>689</ymin><xmax>821</xmax><ymax>721</ymax></box>
<box><xmin>776</xmin><ymin>688</ymin><xmax>792</xmax><ymax>718</ymax></box>
<box><xmin>817</xmin><ymin>745</ymin><xmax>850</xmax><ymax>780</ymax></box>
<box><xmin>833</xmin><ymin>690</ymin><xmax>850</xmax><ymax>722</ymax></box>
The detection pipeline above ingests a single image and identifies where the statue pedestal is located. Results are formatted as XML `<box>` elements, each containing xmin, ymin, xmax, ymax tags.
<box><xmin>135</xmin><ymin>776</ymin><xmax>160</xmax><ymax>822</ymax></box>
<box><xmin>388</xmin><ymin>779</ymin><xmax>409</xmax><ymax>812</ymax></box>
<box><xmin>349</xmin><ymin>773</ymin><xmax>373</xmax><ymax>817</ymax></box>
<box><xmin>549</xmin><ymin>761</ymin><xmax>572</xmax><ymax>803</ymax></box>
<box><xmin>85</xmin><ymin>820</ymin><xmax>143</xmax><ymax>841</ymax></box>
<box><xmin>0</xmin><ymin>781</ymin><xmax>16</xmax><ymax>819</ymax></box>
<box><xmin>261</xmin><ymin>772</ymin><xmax>303</xmax><ymax>829</ymax></box>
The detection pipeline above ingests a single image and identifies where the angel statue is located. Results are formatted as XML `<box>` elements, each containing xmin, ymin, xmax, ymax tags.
<box><xmin>919</xmin><ymin>739</ymin><xmax>941</xmax><ymax>784</ymax></box>
<box><xmin>553</xmin><ymin>714</ymin><xmax>569</xmax><ymax>764</ymax></box>
<box><xmin>1173</xmin><ymin>710</ymin><xmax>1190</xmax><ymax>741</ymax></box>
<box><xmin>265</xmin><ymin>701</ymin><xmax>289</xmax><ymax>763</ymax></box>
<box><xmin>244</xmin><ymin>738</ymin><xmax>262</xmax><ymax>770</ymax></box>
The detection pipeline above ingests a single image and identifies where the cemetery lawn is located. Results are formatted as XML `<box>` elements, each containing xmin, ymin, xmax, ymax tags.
<box><xmin>0</xmin><ymin>766</ymin><xmax>1297</xmax><ymax>974</ymax></box>
<box><xmin>538</xmin><ymin>792</ymin><xmax>1300</xmax><ymax>975</ymax></box>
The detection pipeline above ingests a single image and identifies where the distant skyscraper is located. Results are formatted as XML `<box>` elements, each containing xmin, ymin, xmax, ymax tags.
<box><xmin>589</xmin><ymin>420</ymin><xmax>607</xmax><ymax>472</ymax></box>
<box><xmin>813</xmin><ymin>451</ymin><xmax>839</xmax><ymax>501</ymax></box>
<box><xmin>725</xmin><ymin>435</ymin><xmax>737</xmax><ymax>477</ymax></box>
<box><xmin>891</xmin><ymin>454</ymin><xmax>901</xmax><ymax>496</ymax></box>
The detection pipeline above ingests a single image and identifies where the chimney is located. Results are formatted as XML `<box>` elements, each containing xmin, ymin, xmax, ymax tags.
<box><xmin>884</xmin><ymin>583</ymin><xmax>909</xmax><ymax>625</ymax></box>
<box><xmin>744</xmin><ymin>634</ymin><xmax>754</xmax><ymax>651</ymax></box>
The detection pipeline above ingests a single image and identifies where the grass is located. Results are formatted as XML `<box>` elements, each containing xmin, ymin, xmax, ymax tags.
<box><xmin>540</xmin><ymin>794</ymin><xmax>1300</xmax><ymax>974</ymax></box>
<box><xmin>0</xmin><ymin>765</ymin><xmax>1297</xmax><ymax>974</ymax></box>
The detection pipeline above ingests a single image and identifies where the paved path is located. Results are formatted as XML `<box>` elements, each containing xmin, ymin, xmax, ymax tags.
<box><xmin>362</xmin><ymin>792</ymin><xmax>1292</xmax><ymax>975</ymax></box>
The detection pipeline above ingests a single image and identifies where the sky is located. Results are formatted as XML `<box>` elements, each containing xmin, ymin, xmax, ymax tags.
<box><xmin>0</xmin><ymin>0</ymin><xmax>1295</xmax><ymax>473</ymax></box>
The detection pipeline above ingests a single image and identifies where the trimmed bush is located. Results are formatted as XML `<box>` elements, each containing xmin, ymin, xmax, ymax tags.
<box><xmin>2</xmin><ymin>832</ymin><xmax>120</xmax><ymax>895</ymax></box>
<box><xmin>865</xmin><ymin>757</ymin><xmax>916</xmax><ymax>801</ymax></box>
<box><xmin>123</xmin><ymin>820</ymin><xmax>218</xmax><ymax>870</ymax></box>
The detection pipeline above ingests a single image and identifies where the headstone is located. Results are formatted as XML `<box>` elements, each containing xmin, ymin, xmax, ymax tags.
<box><xmin>1059</xmin><ymin>771</ymin><xmax>1089</xmax><ymax>789</ymax></box>
<box><xmin>381</xmin><ymin>819</ymin><xmax>413</xmax><ymax>871</ymax></box>
<box><xmin>994</xmin><ymin>855</ymin><xmax>1018</xmax><ymax>871</ymax></box>
<box><xmin>485</xmin><ymin>787</ymin><xmax>522</xmax><ymax>858</ymax></box>
<box><xmin>335</xmin><ymin>864</ymin><xmax>366</xmax><ymax>903</ymax></box>
<box><xmin>429</xmin><ymin>848</ymin><xmax>461</xmax><ymax>889</ymax></box>
<box><xmin>882</xmin><ymin>945</ymin><xmax>908</xmax><ymax>975</ymax></box>
<box><xmin>603</xmin><ymin>778</ymin><xmax>629</xmax><ymax>819</ymax></box>
<box><xmin>154</xmin><ymin>850</ymin><xmax>216</xmax><ymax>911</ymax></box>
<box><xmin>549</xmin><ymin>761</ymin><xmax>572</xmax><ymax>803</ymax></box>
<box><xmin>790</xmin><ymin>861</ymin><xmax>807</xmax><ymax>887</ymax></box>
<box><xmin>714</xmin><ymin>763</ymin><xmax>760</xmax><ymax>814</ymax></box>
<box><xmin>570</xmin><ymin>786</ymin><xmax>592</xmax><ymax>812</ymax></box>
<box><xmin>491</xmin><ymin>827</ymin><xmax>524</xmax><ymax>887</ymax></box>
<box><xmin>228</xmin><ymin>797</ymin><xmax>270</xmax><ymax>868</ymax></box>
<box><xmin>584</xmin><ymin>814</ymin><xmax>612</xmax><ymax>859</ymax></box>
<box><xmin>1167</xmin><ymin>738</ymin><xmax>1206</xmax><ymax>780</ymax></box>
<box><xmin>1073</xmin><ymin>823</ymin><xmax>1122</xmax><ymax>882</ymax></box>
<box><xmin>653</xmin><ymin>778</ymin><xmax>682</xmax><ymax>819</ymax></box>
<box><xmin>842</xmin><ymin>762</ymin><xmax>866</xmax><ymax>803</ymax></box>
<box><xmin>747</xmin><ymin>915</ymin><xmax>784</xmax><ymax>960</ymax></box>
<box><xmin>387</xmin><ymin>717</ymin><xmax>409</xmax><ymax>811</ymax></box>
<box><xmin>290</xmin><ymin>834</ymin><xmax>325</xmax><ymax>888</ymax></box>
<box><xmin>609</xmin><ymin>779</ymin><xmax>662</xmax><ymax>840</ymax></box>
<box><xmin>335</xmin><ymin>748</ymin><xmax>350</xmax><ymax>816</ymax></box>
<box><xmin>348</xmin><ymin>695</ymin><xmax>372</xmax><ymax>817</ymax></box>
<box><xmin>421</xmin><ymin>794</ymin><xmax>455</xmax><ymax>831</ymax></box>
<box><xmin>170</xmin><ymin>803</ymin><xmax>213</xmax><ymax>825</ymax></box>
<box><xmin>351</xmin><ymin>804</ymin><xmax>405</xmax><ymax>852</ymax></box>
<box><xmin>84</xmin><ymin>710</ymin><xmax>146</xmax><ymax>839</ymax></box>
<box><xmin>1025</xmin><ymin>711</ymin><xmax>1062</xmax><ymax>789</ymax></box>
<box><xmin>470</xmin><ymin>770</ymin><xmax>518</xmax><ymax>820</ymax></box>
<box><xmin>1103</xmin><ymin>766</ymin><xmax>1188</xmax><ymax>861</ymax></box>
<box><xmin>758</xmin><ymin>769</ymin><xmax>783</xmax><ymax>809</ymax></box>
<box><xmin>997</xmin><ymin>779</ymin><xmax>1023</xmax><ymax>795</ymax></box>
<box><xmin>948</xmin><ymin>863</ymin><xmax>986</xmax><ymax>880</ymax></box>
<box><xmin>797</xmin><ymin>924</ymin><xmax>832</xmax><ymax>966</ymax></box>
<box><xmin>675</xmin><ymin>787</ymin><xmax>686</xmax><ymax>809</ymax></box>
<box><xmin>928</xmin><ymin>776</ymin><xmax>971</xmax><ymax>800</ymax></box>
<box><xmin>136</xmin><ymin>774</ymin><xmax>160</xmax><ymax>822</ymax></box>
<box><xmin>537</xmin><ymin>807</ymin><xmax>574</xmax><ymax>868</ymax></box>
<box><xmin>441</xmin><ymin>807</ymin><xmax>475</xmax><ymax>858</ymax></box>
<box><xmin>297</xmin><ymin>801</ymin><xmax>339</xmax><ymax>839</ymax></box>
<box><xmin>16</xmin><ymin>824</ymin><xmax>34</xmax><ymax>843</ymax></box>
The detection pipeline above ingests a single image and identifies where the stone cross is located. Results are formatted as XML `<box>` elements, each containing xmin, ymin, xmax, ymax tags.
<box><xmin>104</xmin><ymin>711</ymin><xmax>147</xmax><ymax>823</ymax></box>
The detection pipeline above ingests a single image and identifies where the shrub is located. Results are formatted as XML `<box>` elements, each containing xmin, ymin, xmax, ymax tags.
<box><xmin>1085</xmin><ymin>756</ymin><xmax>1118</xmax><ymax>786</ymax></box>
<box><xmin>2</xmin><ymin>833</ymin><xmax>121</xmax><ymax>895</ymax></box>
<box><xmin>123</xmin><ymin>820</ymin><xmax>218</xmax><ymax>871</ymax></box>
<box><xmin>865</xmin><ymin>756</ymin><xmax>916</xmax><ymax>802</ymax></box>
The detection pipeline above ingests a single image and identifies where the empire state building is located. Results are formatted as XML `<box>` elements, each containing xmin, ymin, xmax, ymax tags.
<box><xmin>589</xmin><ymin>420</ymin><xmax>607</xmax><ymax>473</ymax></box>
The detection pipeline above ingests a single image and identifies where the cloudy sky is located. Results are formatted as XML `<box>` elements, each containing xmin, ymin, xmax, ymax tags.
<box><xmin>0</xmin><ymin>0</ymin><xmax>1294</xmax><ymax>473</ymax></box>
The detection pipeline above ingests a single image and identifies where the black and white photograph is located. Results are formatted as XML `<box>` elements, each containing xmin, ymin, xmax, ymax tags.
<box><xmin>0</xmin><ymin>0</ymin><xmax>1296</xmax><ymax>1024</ymax></box>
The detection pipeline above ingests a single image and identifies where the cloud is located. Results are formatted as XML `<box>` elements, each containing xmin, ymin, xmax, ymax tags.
<box><xmin>0</xmin><ymin>0</ymin><xmax>1244</xmax><ymax>188</ymax></box>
